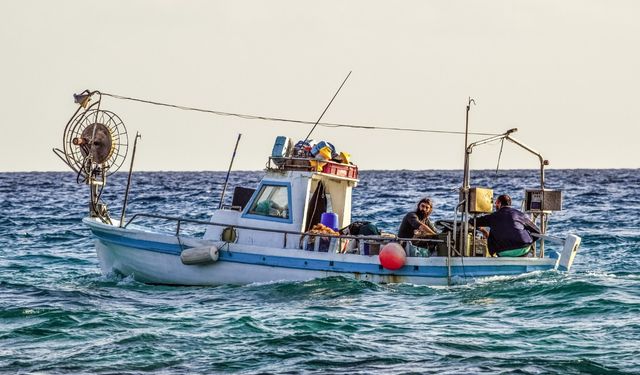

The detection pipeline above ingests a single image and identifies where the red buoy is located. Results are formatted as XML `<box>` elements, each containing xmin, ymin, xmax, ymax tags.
<box><xmin>379</xmin><ymin>243</ymin><xmax>406</xmax><ymax>270</ymax></box>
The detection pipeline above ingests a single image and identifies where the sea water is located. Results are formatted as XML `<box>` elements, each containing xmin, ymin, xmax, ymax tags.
<box><xmin>1</xmin><ymin>170</ymin><xmax>638</xmax><ymax>374</ymax></box>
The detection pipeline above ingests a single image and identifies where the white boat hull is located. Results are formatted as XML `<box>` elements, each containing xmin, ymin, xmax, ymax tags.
<box><xmin>86</xmin><ymin>218</ymin><xmax>577</xmax><ymax>286</ymax></box>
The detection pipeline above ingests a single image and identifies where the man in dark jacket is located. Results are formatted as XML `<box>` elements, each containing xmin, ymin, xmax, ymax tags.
<box><xmin>473</xmin><ymin>194</ymin><xmax>540</xmax><ymax>257</ymax></box>
<box><xmin>398</xmin><ymin>198</ymin><xmax>438</xmax><ymax>250</ymax></box>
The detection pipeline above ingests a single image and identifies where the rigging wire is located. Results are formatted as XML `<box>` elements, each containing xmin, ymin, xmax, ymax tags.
<box><xmin>100</xmin><ymin>92</ymin><xmax>498</xmax><ymax>136</ymax></box>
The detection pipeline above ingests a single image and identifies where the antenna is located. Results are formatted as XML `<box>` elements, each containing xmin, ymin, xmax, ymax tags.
<box><xmin>219</xmin><ymin>133</ymin><xmax>242</xmax><ymax>209</ymax></box>
<box><xmin>120</xmin><ymin>132</ymin><xmax>142</xmax><ymax>227</ymax></box>
<box><xmin>303</xmin><ymin>71</ymin><xmax>352</xmax><ymax>144</ymax></box>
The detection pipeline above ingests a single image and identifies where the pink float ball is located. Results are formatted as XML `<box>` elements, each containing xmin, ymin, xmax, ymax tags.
<box><xmin>379</xmin><ymin>242</ymin><xmax>406</xmax><ymax>270</ymax></box>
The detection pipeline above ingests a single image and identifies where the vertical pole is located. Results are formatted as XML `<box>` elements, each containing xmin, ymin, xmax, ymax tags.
<box><xmin>539</xmin><ymin>161</ymin><xmax>546</xmax><ymax>257</ymax></box>
<box><xmin>461</xmin><ymin>98</ymin><xmax>475</xmax><ymax>256</ymax></box>
<box><xmin>120</xmin><ymin>132</ymin><xmax>141</xmax><ymax>227</ymax></box>
<box><xmin>219</xmin><ymin>133</ymin><xmax>242</xmax><ymax>209</ymax></box>
<box><xmin>447</xmin><ymin>232</ymin><xmax>452</xmax><ymax>286</ymax></box>
<box><xmin>90</xmin><ymin>179</ymin><xmax>99</xmax><ymax>217</ymax></box>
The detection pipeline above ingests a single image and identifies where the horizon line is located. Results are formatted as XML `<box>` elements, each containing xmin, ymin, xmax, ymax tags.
<box><xmin>2</xmin><ymin>167</ymin><xmax>638</xmax><ymax>173</ymax></box>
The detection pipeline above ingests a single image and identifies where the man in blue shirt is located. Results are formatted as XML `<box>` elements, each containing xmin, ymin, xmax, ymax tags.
<box><xmin>473</xmin><ymin>194</ymin><xmax>540</xmax><ymax>257</ymax></box>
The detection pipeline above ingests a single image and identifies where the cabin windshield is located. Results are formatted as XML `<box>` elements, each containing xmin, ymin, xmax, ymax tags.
<box><xmin>247</xmin><ymin>184</ymin><xmax>290</xmax><ymax>219</ymax></box>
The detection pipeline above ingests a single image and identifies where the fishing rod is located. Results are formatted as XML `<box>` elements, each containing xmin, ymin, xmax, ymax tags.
<box><xmin>302</xmin><ymin>71</ymin><xmax>352</xmax><ymax>144</ymax></box>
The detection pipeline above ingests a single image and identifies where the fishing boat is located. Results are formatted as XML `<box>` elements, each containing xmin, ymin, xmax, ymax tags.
<box><xmin>53</xmin><ymin>90</ymin><xmax>581</xmax><ymax>286</ymax></box>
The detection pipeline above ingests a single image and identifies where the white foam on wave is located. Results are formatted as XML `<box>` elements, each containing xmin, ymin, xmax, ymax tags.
<box><xmin>582</xmin><ymin>270</ymin><xmax>618</xmax><ymax>280</ymax></box>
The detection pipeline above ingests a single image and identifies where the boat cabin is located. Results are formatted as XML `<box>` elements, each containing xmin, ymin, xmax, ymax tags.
<box><xmin>203</xmin><ymin>153</ymin><xmax>359</xmax><ymax>249</ymax></box>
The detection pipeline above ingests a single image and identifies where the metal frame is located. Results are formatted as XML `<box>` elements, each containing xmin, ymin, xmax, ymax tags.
<box><xmin>459</xmin><ymin>128</ymin><xmax>549</xmax><ymax>258</ymax></box>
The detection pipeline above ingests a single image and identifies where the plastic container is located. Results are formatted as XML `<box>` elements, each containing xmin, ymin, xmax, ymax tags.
<box><xmin>311</xmin><ymin>141</ymin><xmax>335</xmax><ymax>157</ymax></box>
<box><xmin>315</xmin><ymin>146</ymin><xmax>332</xmax><ymax>160</ymax></box>
<box><xmin>271</xmin><ymin>136</ymin><xmax>290</xmax><ymax>166</ymax></box>
<box><xmin>320</xmin><ymin>212</ymin><xmax>339</xmax><ymax>231</ymax></box>
<box><xmin>361</xmin><ymin>241</ymin><xmax>380</xmax><ymax>256</ymax></box>
<box><xmin>321</xmin><ymin>161</ymin><xmax>358</xmax><ymax>179</ymax></box>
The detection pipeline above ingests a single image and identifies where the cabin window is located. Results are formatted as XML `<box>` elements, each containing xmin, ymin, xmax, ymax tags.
<box><xmin>247</xmin><ymin>184</ymin><xmax>290</xmax><ymax>219</ymax></box>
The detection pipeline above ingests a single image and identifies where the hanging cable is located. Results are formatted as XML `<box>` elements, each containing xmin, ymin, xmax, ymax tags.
<box><xmin>100</xmin><ymin>91</ymin><xmax>497</xmax><ymax>136</ymax></box>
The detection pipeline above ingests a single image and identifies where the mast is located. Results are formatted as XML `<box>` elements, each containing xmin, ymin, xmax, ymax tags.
<box><xmin>460</xmin><ymin>98</ymin><xmax>475</xmax><ymax>255</ymax></box>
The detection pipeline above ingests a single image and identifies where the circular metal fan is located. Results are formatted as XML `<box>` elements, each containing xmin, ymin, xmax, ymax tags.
<box><xmin>63</xmin><ymin>109</ymin><xmax>129</xmax><ymax>177</ymax></box>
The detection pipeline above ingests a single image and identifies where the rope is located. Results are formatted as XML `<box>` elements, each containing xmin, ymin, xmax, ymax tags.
<box><xmin>101</xmin><ymin>92</ymin><xmax>498</xmax><ymax>136</ymax></box>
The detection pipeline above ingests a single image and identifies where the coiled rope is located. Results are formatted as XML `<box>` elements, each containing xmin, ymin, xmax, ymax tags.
<box><xmin>101</xmin><ymin>92</ymin><xmax>497</xmax><ymax>136</ymax></box>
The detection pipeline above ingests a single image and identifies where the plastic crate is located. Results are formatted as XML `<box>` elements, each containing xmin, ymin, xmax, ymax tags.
<box><xmin>321</xmin><ymin>161</ymin><xmax>358</xmax><ymax>179</ymax></box>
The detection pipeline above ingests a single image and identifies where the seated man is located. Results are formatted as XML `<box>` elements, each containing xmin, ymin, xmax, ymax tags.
<box><xmin>472</xmin><ymin>194</ymin><xmax>540</xmax><ymax>257</ymax></box>
<box><xmin>398</xmin><ymin>198</ymin><xmax>438</xmax><ymax>251</ymax></box>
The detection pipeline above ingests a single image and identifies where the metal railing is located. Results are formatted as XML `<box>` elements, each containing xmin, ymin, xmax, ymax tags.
<box><xmin>123</xmin><ymin>212</ymin><xmax>447</xmax><ymax>256</ymax></box>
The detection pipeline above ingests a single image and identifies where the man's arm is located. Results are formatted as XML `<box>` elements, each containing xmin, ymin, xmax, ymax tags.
<box><xmin>417</xmin><ymin>222</ymin><xmax>437</xmax><ymax>235</ymax></box>
<box><xmin>523</xmin><ymin>217</ymin><xmax>541</xmax><ymax>235</ymax></box>
<box><xmin>473</xmin><ymin>214</ymin><xmax>491</xmax><ymax>228</ymax></box>
<box><xmin>408</xmin><ymin>213</ymin><xmax>436</xmax><ymax>236</ymax></box>
<box><xmin>470</xmin><ymin>214</ymin><xmax>492</xmax><ymax>238</ymax></box>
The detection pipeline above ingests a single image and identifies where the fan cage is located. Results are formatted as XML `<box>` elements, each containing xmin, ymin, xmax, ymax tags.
<box><xmin>63</xmin><ymin>109</ymin><xmax>129</xmax><ymax>177</ymax></box>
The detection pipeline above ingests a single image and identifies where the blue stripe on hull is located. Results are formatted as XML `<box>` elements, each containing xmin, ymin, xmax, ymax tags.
<box><xmin>90</xmin><ymin>228</ymin><xmax>554</xmax><ymax>279</ymax></box>
<box><xmin>92</xmin><ymin>228</ymin><xmax>182</xmax><ymax>255</ymax></box>
<box><xmin>217</xmin><ymin>250</ymin><xmax>552</xmax><ymax>277</ymax></box>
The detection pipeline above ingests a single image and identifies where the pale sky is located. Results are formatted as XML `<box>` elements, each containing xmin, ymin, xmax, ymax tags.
<box><xmin>1</xmin><ymin>0</ymin><xmax>638</xmax><ymax>172</ymax></box>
